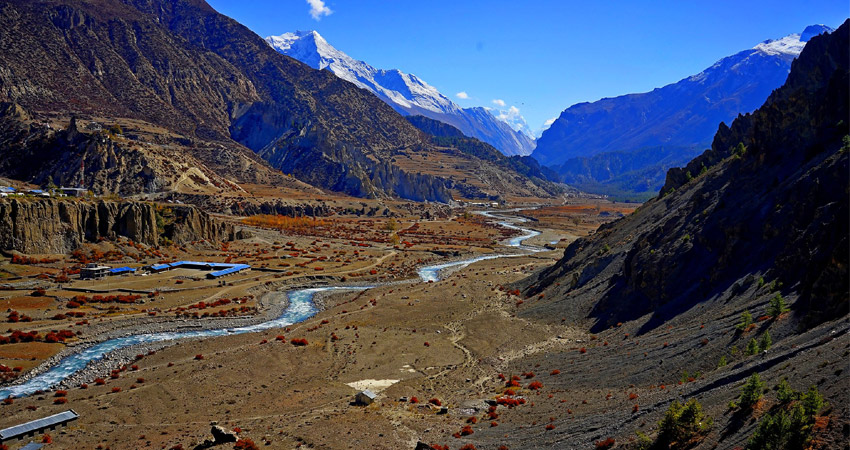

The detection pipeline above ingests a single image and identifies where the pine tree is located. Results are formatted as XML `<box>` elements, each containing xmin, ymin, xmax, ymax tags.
<box><xmin>737</xmin><ymin>310</ymin><xmax>753</xmax><ymax>330</ymax></box>
<box><xmin>747</xmin><ymin>338</ymin><xmax>760</xmax><ymax>355</ymax></box>
<box><xmin>768</xmin><ymin>293</ymin><xmax>790</xmax><ymax>317</ymax></box>
<box><xmin>776</xmin><ymin>379</ymin><xmax>795</xmax><ymax>404</ymax></box>
<box><xmin>759</xmin><ymin>330</ymin><xmax>772</xmax><ymax>351</ymax></box>
<box><xmin>740</xmin><ymin>373</ymin><xmax>765</xmax><ymax>408</ymax></box>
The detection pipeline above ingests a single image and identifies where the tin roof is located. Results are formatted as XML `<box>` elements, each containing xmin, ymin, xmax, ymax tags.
<box><xmin>0</xmin><ymin>410</ymin><xmax>79</xmax><ymax>440</ymax></box>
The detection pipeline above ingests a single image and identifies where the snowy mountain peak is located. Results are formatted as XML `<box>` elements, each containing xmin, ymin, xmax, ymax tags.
<box><xmin>754</xmin><ymin>33</ymin><xmax>805</xmax><ymax>56</ymax></box>
<box><xmin>265</xmin><ymin>30</ymin><xmax>536</xmax><ymax>156</ymax></box>
<box><xmin>689</xmin><ymin>25</ymin><xmax>833</xmax><ymax>84</ymax></box>
<box><xmin>753</xmin><ymin>25</ymin><xmax>834</xmax><ymax>56</ymax></box>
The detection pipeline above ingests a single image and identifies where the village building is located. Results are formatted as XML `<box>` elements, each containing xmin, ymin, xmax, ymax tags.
<box><xmin>354</xmin><ymin>390</ymin><xmax>377</xmax><ymax>406</ymax></box>
<box><xmin>0</xmin><ymin>410</ymin><xmax>79</xmax><ymax>442</ymax></box>
<box><xmin>80</xmin><ymin>263</ymin><xmax>111</xmax><ymax>280</ymax></box>
<box><xmin>59</xmin><ymin>187</ymin><xmax>87</xmax><ymax>197</ymax></box>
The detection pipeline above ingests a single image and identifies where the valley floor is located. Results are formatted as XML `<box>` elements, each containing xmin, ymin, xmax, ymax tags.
<box><xmin>0</xmin><ymin>201</ymin><xmax>844</xmax><ymax>450</ymax></box>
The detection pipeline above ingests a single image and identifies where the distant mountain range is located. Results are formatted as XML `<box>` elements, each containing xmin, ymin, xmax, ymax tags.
<box><xmin>533</xmin><ymin>25</ymin><xmax>834</xmax><ymax>200</ymax></box>
<box><xmin>0</xmin><ymin>0</ymin><xmax>557</xmax><ymax>203</ymax></box>
<box><xmin>266</xmin><ymin>31</ymin><xmax>535</xmax><ymax>157</ymax></box>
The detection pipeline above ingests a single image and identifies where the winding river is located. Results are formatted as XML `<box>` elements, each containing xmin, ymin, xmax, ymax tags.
<box><xmin>0</xmin><ymin>211</ymin><xmax>541</xmax><ymax>399</ymax></box>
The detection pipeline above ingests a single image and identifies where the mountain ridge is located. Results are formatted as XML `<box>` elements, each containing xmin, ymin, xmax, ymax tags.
<box><xmin>534</xmin><ymin>25</ymin><xmax>834</xmax><ymax>197</ymax></box>
<box><xmin>266</xmin><ymin>30</ymin><xmax>536</xmax><ymax>157</ymax></box>
<box><xmin>0</xmin><ymin>0</ymin><xmax>554</xmax><ymax>202</ymax></box>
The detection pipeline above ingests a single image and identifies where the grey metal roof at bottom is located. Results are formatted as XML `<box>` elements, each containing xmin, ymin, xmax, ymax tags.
<box><xmin>0</xmin><ymin>409</ymin><xmax>79</xmax><ymax>440</ymax></box>
<box><xmin>20</xmin><ymin>443</ymin><xmax>44</xmax><ymax>450</ymax></box>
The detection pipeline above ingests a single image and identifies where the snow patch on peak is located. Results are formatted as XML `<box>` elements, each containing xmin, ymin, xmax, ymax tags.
<box><xmin>265</xmin><ymin>30</ymin><xmax>535</xmax><ymax>156</ymax></box>
<box><xmin>753</xmin><ymin>33</ymin><xmax>805</xmax><ymax>56</ymax></box>
<box><xmin>689</xmin><ymin>25</ymin><xmax>831</xmax><ymax>84</ymax></box>
<box><xmin>266</xmin><ymin>30</ymin><xmax>455</xmax><ymax>114</ymax></box>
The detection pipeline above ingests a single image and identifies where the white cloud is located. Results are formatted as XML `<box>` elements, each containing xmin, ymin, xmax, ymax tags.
<box><xmin>495</xmin><ymin>105</ymin><xmax>534</xmax><ymax>137</ymax></box>
<box><xmin>497</xmin><ymin>105</ymin><xmax>521</xmax><ymax>122</ymax></box>
<box><xmin>455</xmin><ymin>91</ymin><xmax>469</xmax><ymax>99</ymax></box>
<box><xmin>306</xmin><ymin>0</ymin><xmax>332</xmax><ymax>20</ymax></box>
<box><xmin>492</xmin><ymin>99</ymin><xmax>506</xmax><ymax>107</ymax></box>
<box><xmin>543</xmin><ymin>118</ymin><xmax>556</xmax><ymax>127</ymax></box>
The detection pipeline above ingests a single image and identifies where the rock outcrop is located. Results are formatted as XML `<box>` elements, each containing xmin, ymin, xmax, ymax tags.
<box><xmin>0</xmin><ymin>199</ymin><xmax>234</xmax><ymax>254</ymax></box>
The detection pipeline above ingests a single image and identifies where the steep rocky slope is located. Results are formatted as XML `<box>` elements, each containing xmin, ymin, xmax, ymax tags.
<box><xmin>0</xmin><ymin>198</ymin><xmax>235</xmax><ymax>254</ymax></box>
<box><xmin>521</xmin><ymin>22</ymin><xmax>847</xmax><ymax>332</ymax></box>
<box><xmin>482</xmin><ymin>21</ymin><xmax>849</xmax><ymax>449</ymax></box>
<box><xmin>0</xmin><ymin>0</ymin><xmax>551</xmax><ymax>202</ymax></box>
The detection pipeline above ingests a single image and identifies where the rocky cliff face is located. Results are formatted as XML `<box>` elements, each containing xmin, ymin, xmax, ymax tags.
<box><xmin>0</xmin><ymin>199</ymin><xmax>234</xmax><ymax>254</ymax></box>
<box><xmin>0</xmin><ymin>0</ymin><xmax>552</xmax><ymax>203</ymax></box>
<box><xmin>519</xmin><ymin>21</ymin><xmax>848</xmax><ymax>333</ymax></box>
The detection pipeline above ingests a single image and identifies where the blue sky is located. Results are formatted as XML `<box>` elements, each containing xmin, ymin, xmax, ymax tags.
<box><xmin>207</xmin><ymin>0</ymin><xmax>848</xmax><ymax>135</ymax></box>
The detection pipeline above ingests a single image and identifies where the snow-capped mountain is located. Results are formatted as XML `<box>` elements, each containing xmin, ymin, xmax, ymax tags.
<box><xmin>266</xmin><ymin>31</ymin><xmax>535</xmax><ymax>156</ymax></box>
<box><xmin>534</xmin><ymin>24</ymin><xmax>834</xmax><ymax>167</ymax></box>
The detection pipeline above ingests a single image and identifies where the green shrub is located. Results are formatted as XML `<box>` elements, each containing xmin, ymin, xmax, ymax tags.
<box><xmin>733</xmin><ymin>142</ymin><xmax>747</xmax><ymax>157</ymax></box>
<box><xmin>717</xmin><ymin>355</ymin><xmax>727</xmax><ymax>368</ymax></box>
<box><xmin>747</xmin><ymin>386</ymin><xmax>825</xmax><ymax>450</ymax></box>
<box><xmin>775</xmin><ymin>379</ymin><xmax>796</xmax><ymax>404</ymax></box>
<box><xmin>759</xmin><ymin>331</ymin><xmax>772</xmax><ymax>351</ymax></box>
<box><xmin>800</xmin><ymin>385</ymin><xmax>825</xmax><ymax>417</ymax></box>
<box><xmin>747</xmin><ymin>404</ymin><xmax>806</xmax><ymax>449</ymax></box>
<box><xmin>740</xmin><ymin>373</ymin><xmax>765</xmax><ymax>409</ymax></box>
<box><xmin>656</xmin><ymin>399</ymin><xmax>712</xmax><ymax>448</ymax></box>
<box><xmin>768</xmin><ymin>293</ymin><xmax>790</xmax><ymax>317</ymax></box>
<box><xmin>747</xmin><ymin>338</ymin><xmax>760</xmax><ymax>356</ymax></box>
<box><xmin>737</xmin><ymin>311</ymin><xmax>753</xmax><ymax>330</ymax></box>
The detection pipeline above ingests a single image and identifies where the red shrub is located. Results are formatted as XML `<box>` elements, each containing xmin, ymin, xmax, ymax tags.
<box><xmin>460</xmin><ymin>445</ymin><xmax>477</xmax><ymax>450</ymax></box>
<box><xmin>233</xmin><ymin>439</ymin><xmax>259</xmax><ymax>450</ymax></box>
<box><xmin>460</xmin><ymin>425</ymin><xmax>474</xmax><ymax>436</ymax></box>
<box><xmin>550</xmin><ymin>369</ymin><xmax>560</xmax><ymax>375</ymax></box>
<box><xmin>291</xmin><ymin>338</ymin><xmax>308</xmax><ymax>346</ymax></box>
<box><xmin>94</xmin><ymin>378</ymin><xmax>106</xmax><ymax>385</ymax></box>
<box><xmin>54</xmin><ymin>390</ymin><xmax>67</xmax><ymax>397</ymax></box>
<box><xmin>579</xmin><ymin>347</ymin><xmax>587</xmax><ymax>354</ymax></box>
<box><xmin>112</xmin><ymin>387</ymin><xmax>122</xmax><ymax>393</ymax></box>
<box><xmin>53</xmin><ymin>398</ymin><xmax>67</xmax><ymax>404</ymax></box>
<box><xmin>628</xmin><ymin>393</ymin><xmax>638</xmax><ymax>400</ymax></box>
<box><xmin>528</xmin><ymin>381</ymin><xmax>543</xmax><ymax>390</ymax></box>
<box><xmin>428</xmin><ymin>398</ymin><xmax>442</xmax><ymax>407</ymax></box>
<box><xmin>595</xmin><ymin>438</ymin><xmax>616</xmax><ymax>449</ymax></box>
<box><xmin>409</xmin><ymin>396</ymin><xmax>419</xmax><ymax>404</ymax></box>
<box><xmin>194</xmin><ymin>354</ymin><xmax>204</xmax><ymax>360</ymax></box>
<box><xmin>545</xmin><ymin>424</ymin><xmax>555</xmax><ymax>430</ymax></box>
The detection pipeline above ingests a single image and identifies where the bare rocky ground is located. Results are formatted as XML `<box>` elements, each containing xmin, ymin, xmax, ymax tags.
<box><xmin>0</xmin><ymin>211</ymin><xmax>845</xmax><ymax>450</ymax></box>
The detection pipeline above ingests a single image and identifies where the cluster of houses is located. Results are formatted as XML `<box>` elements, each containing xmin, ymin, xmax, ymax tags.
<box><xmin>79</xmin><ymin>261</ymin><xmax>251</xmax><ymax>280</ymax></box>
<box><xmin>0</xmin><ymin>186</ymin><xmax>88</xmax><ymax>198</ymax></box>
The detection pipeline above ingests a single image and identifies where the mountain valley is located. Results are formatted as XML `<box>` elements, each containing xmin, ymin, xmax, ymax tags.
<box><xmin>0</xmin><ymin>2</ymin><xmax>845</xmax><ymax>450</ymax></box>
